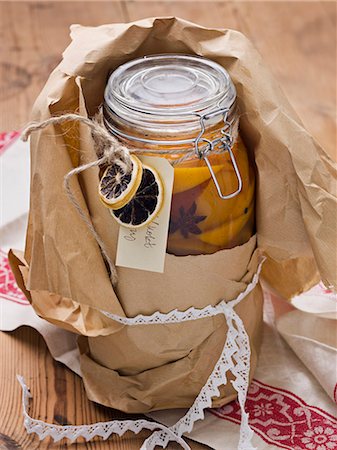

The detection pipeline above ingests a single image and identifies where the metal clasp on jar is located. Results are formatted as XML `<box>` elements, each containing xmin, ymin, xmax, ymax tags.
<box><xmin>194</xmin><ymin>107</ymin><xmax>242</xmax><ymax>200</ymax></box>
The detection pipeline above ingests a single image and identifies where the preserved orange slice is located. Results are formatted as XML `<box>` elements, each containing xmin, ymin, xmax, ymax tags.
<box><xmin>99</xmin><ymin>155</ymin><xmax>142</xmax><ymax>210</ymax></box>
<box><xmin>199</xmin><ymin>200</ymin><xmax>254</xmax><ymax>247</ymax></box>
<box><xmin>173</xmin><ymin>163</ymin><xmax>223</xmax><ymax>195</ymax></box>
<box><xmin>111</xmin><ymin>163</ymin><xmax>163</xmax><ymax>228</ymax></box>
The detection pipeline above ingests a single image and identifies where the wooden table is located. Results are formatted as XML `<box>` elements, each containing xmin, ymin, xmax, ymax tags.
<box><xmin>0</xmin><ymin>2</ymin><xmax>335</xmax><ymax>449</ymax></box>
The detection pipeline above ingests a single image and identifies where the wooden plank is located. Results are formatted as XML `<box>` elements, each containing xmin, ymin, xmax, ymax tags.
<box><xmin>123</xmin><ymin>0</ymin><xmax>239</xmax><ymax>28</ymax></box>
<box><xmin>125</xmin><ymin>1</ymin><xmax>336</xmax><ymax>159</ymax></box>
<box><xmin>0</xmin><ymin>1</ymin><xmax>126</xmax><ymax>131</ymax></box>
<box><xmin>0</xmin><ymin>327</ymin><xmax>149</xmax><ymax>449</ymax></box>
<box><xmin>0</xmin><ymin>326</ymin><xmax>207</xmax><ymax>449</ymax></box>
<box><xmin>230</xmin><ymin>1</ymin><xmax>336</xmax><ymax>160</ymax></box>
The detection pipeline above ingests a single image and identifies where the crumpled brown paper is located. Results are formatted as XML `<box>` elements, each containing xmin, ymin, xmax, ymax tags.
<box><xmin>10</xmin><ymin>17</ymin><xmax>337</xmax><ymax>412</ymax></box>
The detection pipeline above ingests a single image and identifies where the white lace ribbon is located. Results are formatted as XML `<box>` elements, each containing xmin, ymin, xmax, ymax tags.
<box><xmin>18</xmin><ymin>258</ymin><xmax>264</xmax><ymax>449</ymax></box>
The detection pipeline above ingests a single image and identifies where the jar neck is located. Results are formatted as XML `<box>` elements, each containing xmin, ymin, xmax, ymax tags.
<box><xmin>103</xmin><ymin>100</ymin><xmax>239</xmax><ymax>150</ymax></box>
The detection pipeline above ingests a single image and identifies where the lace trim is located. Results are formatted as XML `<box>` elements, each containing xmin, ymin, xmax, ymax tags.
<box><xmin>16</xmin><ymin>376</ymin><xmax>190</xmax><ymax>448</ymax></box>
<box><xmin>18</xmin><ymin>258</ymin><xmax>264</xmax><ymax>449</ymax></box>
<box><xmin>100</xmin><ymin>259</ymin><xmax>263</xmax><ymax>326</ymax></box>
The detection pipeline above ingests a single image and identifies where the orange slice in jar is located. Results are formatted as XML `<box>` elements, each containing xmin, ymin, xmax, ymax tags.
<box><xmin>99</xmin><ymin>155</ymin><xmax>143</xmax><ymax>210</ymax></box>
<box><xmin>173</xmin><ymin>163</ymin><xmax>223</xmax><ymax>195</ymax></box>
<box><xmin>198</xmin><ymin>200</ymin><xmax>254</xmax><ymax>248</ymax></box>
<box><xmin>111</xmin><ymin>163</ymin><xmax>164</xmax><ymax>228</ymax></box>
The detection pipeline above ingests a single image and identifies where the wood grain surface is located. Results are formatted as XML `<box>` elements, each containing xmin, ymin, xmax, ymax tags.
<box><xmin>0</xmin><ymin>2</ymin><xmax>336</xmax><ymax>449</ymax></box>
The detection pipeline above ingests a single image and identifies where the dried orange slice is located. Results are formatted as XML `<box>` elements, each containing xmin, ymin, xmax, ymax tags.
<box><xmin>111</xmin><ymin>163</ymin><xmax>164</xmax><ymax>228</ymax></box>
<box><xmin>99</xmin><ymin>155</ymin><xmax>142</xmax><ymax>210</ymax></box>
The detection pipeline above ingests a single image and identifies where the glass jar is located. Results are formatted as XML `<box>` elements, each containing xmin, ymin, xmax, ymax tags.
<box><xmin>103</xmin><ymin>54</ymin><xmax>255</xmax><ymax>256</ymax></box>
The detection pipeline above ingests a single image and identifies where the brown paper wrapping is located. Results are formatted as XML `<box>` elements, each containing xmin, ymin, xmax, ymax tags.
<box><xmin>10</xmin><ymin>17</ymin><xmax>337</xmax><ymax>412</ymax></box>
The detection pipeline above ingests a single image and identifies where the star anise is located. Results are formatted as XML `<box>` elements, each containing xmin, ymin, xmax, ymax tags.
<box><xmin>169</xmin><ymin>201</ymin><xmax>207</xmax><ymax>238</ymax></box>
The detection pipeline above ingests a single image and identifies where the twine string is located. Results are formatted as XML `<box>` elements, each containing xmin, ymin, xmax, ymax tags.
<box><xmin>63</xmin><ymin>157</ymin><xmax>118</xmax><ymax>285</ymax></box>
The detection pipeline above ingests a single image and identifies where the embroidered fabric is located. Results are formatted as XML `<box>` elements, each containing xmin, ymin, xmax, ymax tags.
<box><xmin>17</xmin><ymin>259</ymin><xmax>264</xmax><ymax>449</ymax></box>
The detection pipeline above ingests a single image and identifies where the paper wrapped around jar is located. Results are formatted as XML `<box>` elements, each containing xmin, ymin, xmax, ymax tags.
<box><xmin>10</xmin><ymin>15</ymin><xmax>336</xmax><ymax>422</ymax></box>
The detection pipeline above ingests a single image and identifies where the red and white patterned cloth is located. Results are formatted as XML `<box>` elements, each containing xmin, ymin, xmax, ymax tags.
<box><xmin>1</xmin><ymin>131</ymin><xmax>336</xmax><ymax>450</ymax></box>
<box><xmin>0</xmin><ymin>130</ymin><xmax>20</xmax><ymax>156</ymax></box>
<box><xmin>0</xmin><ymin>249</ymin><xmax>29</xmax><ymax>305</ymax></box>
<box><xmin>211</xmin><ymin>380</ymin><xmax>337</xmax><ymax>450</ymax></box>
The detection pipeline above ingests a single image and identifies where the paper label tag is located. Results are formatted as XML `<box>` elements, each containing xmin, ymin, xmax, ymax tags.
<box><xmin>115</xmin><ymin>156</ymin><xmax>174</xmax><ymax>273</ymax></box>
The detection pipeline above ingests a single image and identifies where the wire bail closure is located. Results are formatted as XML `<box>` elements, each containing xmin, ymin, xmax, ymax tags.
<box><xmin>103</xmin><ymin>105</ymin><xmax>242</xmax><ymax>201</ymax></box>
<box><xmin>194</xmin><ymin>107</ymin><xmax>242</xmax><ymax>200</ymax></box>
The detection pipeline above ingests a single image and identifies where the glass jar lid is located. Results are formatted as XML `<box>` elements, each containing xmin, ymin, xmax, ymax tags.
<box><xmin>104</xmin><ymin>54</ymin><xmax>237</xmax><ymax>139</ymax></box>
